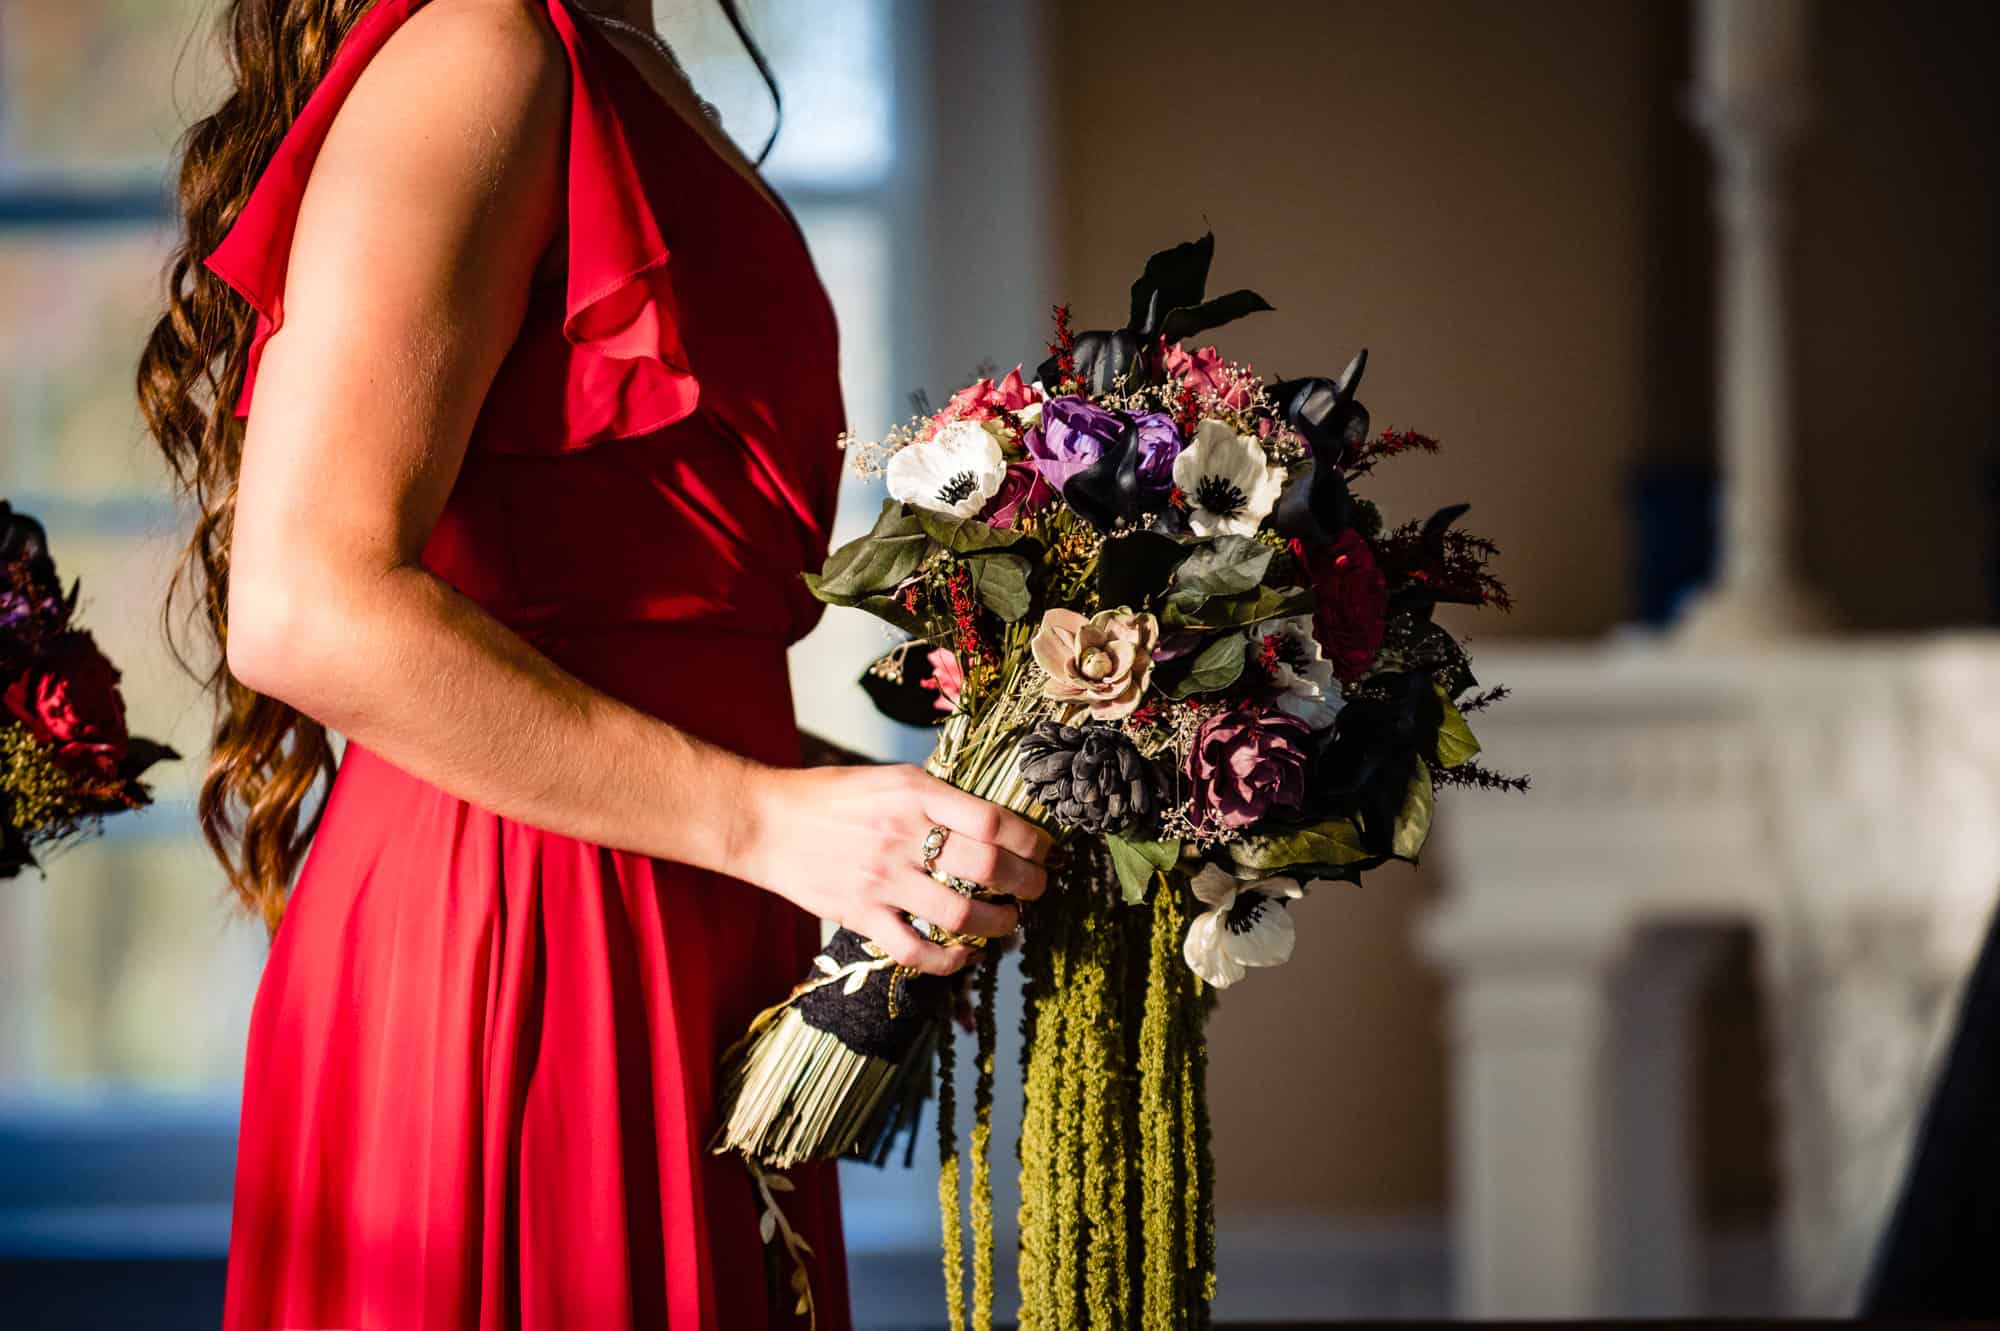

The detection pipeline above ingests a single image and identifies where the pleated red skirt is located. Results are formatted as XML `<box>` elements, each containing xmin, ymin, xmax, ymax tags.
<box><xmin>222</xmin><ymin>631</ymin><xmax>852</xmax><ymax>1330</ymax></box>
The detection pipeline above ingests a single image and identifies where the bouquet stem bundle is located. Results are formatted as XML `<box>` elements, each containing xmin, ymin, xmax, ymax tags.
<box><xmin>712</xmin><ymin>665</ymin><xmax>1056</xmax><ymax>1172</ymax></box>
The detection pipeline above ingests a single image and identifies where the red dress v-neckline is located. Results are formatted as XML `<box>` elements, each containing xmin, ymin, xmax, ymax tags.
<box><xmin>579</xmin><ymin>14</ymin><xmax>814</xmax><ymax>262</ymax></box>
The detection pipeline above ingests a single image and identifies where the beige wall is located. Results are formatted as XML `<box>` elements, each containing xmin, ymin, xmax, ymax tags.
<box><xmin>1047</xmin><ymin>0</ymin><xmax>1994</xmax><ymax>1217</ymax></box>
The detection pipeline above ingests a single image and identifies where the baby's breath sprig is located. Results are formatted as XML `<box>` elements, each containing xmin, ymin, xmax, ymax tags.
<box><xmin>1146</xmin><ymin>696</ymin><xmax>1232</xmax><ymax>851</ymax></box>
<box><xmin>840</xmin><ymin>413</ymin><xmax>940</xmax><ymax>480</ymax></box>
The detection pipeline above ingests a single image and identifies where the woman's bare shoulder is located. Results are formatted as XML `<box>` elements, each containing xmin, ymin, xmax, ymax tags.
<box><xmin>314</xmin><ymin>0</ymin><xmax>569</xmax><ymax>195</ymax></box>
<box><xmin>279</xmin><ymin>0</ymin><xmax>569</xmax><ymax>300</ymax></box>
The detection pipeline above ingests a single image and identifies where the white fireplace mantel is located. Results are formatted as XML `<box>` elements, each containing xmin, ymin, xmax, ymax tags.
<box><xmin>1421</xmin><ymin>633</ymin><xmax>2000</xmax><ymax>1316</ymax></box>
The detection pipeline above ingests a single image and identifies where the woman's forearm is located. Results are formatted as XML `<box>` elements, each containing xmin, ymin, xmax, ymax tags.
<box><xmin>227</xmin><ymin>555</ymin><xmax>763</xmax><ymax>876</ymax></box>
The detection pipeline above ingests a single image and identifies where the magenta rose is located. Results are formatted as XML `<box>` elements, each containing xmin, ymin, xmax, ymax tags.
<box><xmin>3</xmin><ymin>631</ymin><xmax>131</xmax><ymax>783</ymax></box>
<box><xmin>979</xmin><ymin>462</ymin><xmax>1058</xmax><ymax>529</ymax></box>
<box><xmin>1186</xmin><ymin>704</ymin><xmax>1314</xmax><ymax>830</ymax></box>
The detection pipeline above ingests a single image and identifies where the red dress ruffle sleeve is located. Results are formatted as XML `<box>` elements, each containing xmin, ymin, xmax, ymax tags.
<box><xmin>204</xmin><ymin>0</ymin><xmax>700</xmax><ymax>449</ymax></box>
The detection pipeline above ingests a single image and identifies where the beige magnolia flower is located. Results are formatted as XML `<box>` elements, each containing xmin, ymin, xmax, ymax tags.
<box><xmin>1031</xmin><ymin>606</ymin><xmax>1159</xmax><ymax>720</ymax></box>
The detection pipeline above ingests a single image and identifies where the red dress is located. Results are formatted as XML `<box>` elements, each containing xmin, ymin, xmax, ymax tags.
<box><xmin>204</xmin><ymin>3</ymin><xmax>851</xmax><ymax>1327</ymax></box>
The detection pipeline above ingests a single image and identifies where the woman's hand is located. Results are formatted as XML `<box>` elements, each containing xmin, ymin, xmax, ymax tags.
<box><xmin>732</xmin><ymin>763</ymin><xmax>1052</xmax><ymax>977</ymax></box>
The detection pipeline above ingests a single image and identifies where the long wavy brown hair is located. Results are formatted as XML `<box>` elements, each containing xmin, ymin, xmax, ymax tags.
<box><xmin>138</xmin><ymin>0</ymin><xmax>378</xmax><ymax>934</ymax></box>
<box><xmin>140</xmin><ymin>0</ymin><xmax>779</xmax><ymax>935</ymax></box>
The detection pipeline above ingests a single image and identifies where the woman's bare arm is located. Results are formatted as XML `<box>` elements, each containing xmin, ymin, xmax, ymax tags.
<box><xmin>224</xmin><ymin>1</ymin><xmax>1046</xmax><ymax>973</ymax></box>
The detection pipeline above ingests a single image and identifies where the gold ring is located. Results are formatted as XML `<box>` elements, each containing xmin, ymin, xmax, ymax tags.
<box><xmin>920</xmin><ymin>824</ymin><xmax>949</xmax><ymax>875</ymax></box>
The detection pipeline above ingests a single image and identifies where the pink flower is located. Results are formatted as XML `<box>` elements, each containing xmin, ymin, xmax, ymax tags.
<box><xmin>1186</xmin><ymin>705</ymin><xmax>1313</xmax><ymax>830</ymax></box>
<box><xmin>1164</xmin><ymin>343</ymin><xmax>1253</xmax><ymax>411</ymax></box>
<box><xmin>921</xmin><ymin>646</ymin><xmax>964</xmax><ymax>713</ymax></box>
<box><xmin>943</xmin><ymin>366</ymin><xmax>1042</xmax><ymax>422</ymax></box>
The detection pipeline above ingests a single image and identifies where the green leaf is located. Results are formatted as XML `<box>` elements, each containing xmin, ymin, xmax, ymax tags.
<box><xmin>1434</xmin><ymin>694</ymin><xmax>1481</xmax><ymax>769</ymax></box>
<box><xmin>1096</xmin><ymin>530</ymin><xmax>1188</xmax><ymax>609</ymax></box>
<box><xmin>1279</xmin><ymin>861</ymin><xmax>1369</xmax><ymax>886</ymax></box>
<box><xmin>915</xmin><ymin>509</ymin><xmax>1025</xmax><ymax>556</ymax></box>
<box><xmin>854</xmin><ymin>592</ymin><xmax>924</xmax><ymax>635</ymax></box>
<box><xmin>1392</xmin><ymin>761</ymin><xmax>1435</xmax><ymax>861</ymax></box>
<box><xmin>1171</xmin><ymin>534</ymin><xmax>1273</xmax><ymax>598</ymax></box>
<box><xmin>1229</xmin><ymin>818</ymin><xmax>1372</xmax><ymax>871</ymax></box>
<box><xmin>1104</xmin><ymin>835</ymin><xmax>1176</xmax><ymax>904</ymax></box>
<box><xmin>799</xmin><ymin>571</ymin><xmax>920</xmax><ymax>628</ymax></box>
<box><xmin>812</xmin><ymin>501</ymin><xmax>928</xmax><ymax>599</ymax></box>
<box><xmin>1105</xmin><ymin>834</ymin><xmax>1161</xmax><ymax>904</ymax></box>
<box><xmin>966</xmin><ymin>553</ymin><xmax>1032</xmax><ymax>622</ymax></box>
<box><xmin>1162</xmin><ymin>584</ymin><xmax>1308</xmax><ymax>630</ymax></box>
<box><xmin>1160</xmin><ymin>632</ymin><xmax>1247</xmax><ymax>698</ymax></box>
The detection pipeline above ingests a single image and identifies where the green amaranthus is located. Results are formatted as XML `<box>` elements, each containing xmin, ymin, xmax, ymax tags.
<box><xmin>939</xmin><ymin>832</ymin><xmax>1213</xmax><ymax>1331</ymax></box>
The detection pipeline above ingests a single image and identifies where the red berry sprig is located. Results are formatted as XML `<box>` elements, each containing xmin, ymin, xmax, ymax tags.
<box><xmin>1048</xmin><ymin>303</ymin><xmax>1078</xmax><ymax>391</ymax></box>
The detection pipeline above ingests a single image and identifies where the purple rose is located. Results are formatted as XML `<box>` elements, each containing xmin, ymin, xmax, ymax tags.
<box><xmin>1187</xmin><ymin>704</ymin><xmax>1314</xmax><ymax>830</ymax></box>
<box><xmin>1028</xmin><ymin>397</ymin><xmax>1123</xmax><ymax>491</ymax></box>
<box><xmin>979</xmin><ymin>462</ymin><xmax>1058</xmax><ymax>530</ymax></box>
<box><xmin>1028</xmin><ymin>398</ymin><xmax>1185</xmax><ymax>510</ymax></box>
<box><xmin>1128</xmin><ymin>411</ymin><xmax>1184</xmax><ymax>500</ymax></box>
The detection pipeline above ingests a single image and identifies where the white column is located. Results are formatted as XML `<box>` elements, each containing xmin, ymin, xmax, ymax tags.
<box><xmin>1424</xmin><ymin>910</ymin><xmax>1632</xmax><ymax>1316</ymax></box>
<box><xmin>1607</xmin><ymin>929</ymin><xmax>1729</xmax><ymax>1314</ymax></box>
<box><xmin>1675</xmin><ymin>0</ymin><xmax>1830</xmax><ymax>644</ymax></box>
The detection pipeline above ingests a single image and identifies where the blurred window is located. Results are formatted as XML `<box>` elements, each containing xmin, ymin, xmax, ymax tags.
<box><xmin>0</xmin><ymin>0</ymin><xmax>907</xmax><ymax>1255</ymax></box>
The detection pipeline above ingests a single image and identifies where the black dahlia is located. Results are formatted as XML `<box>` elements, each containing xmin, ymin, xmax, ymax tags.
<box><xmin>1018</xmin><ymin>720</ymin><xmax>1168</xmax><ymax>835</ymax></box>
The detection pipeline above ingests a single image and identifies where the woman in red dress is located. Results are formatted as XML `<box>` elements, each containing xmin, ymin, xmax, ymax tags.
<box><xmin>137</xmin><ymin>2</ymin><xmax>1051</xmax><ymax>1326</ymax></box>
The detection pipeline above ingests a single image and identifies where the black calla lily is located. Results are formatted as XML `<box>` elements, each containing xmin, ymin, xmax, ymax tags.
<box><xmin>1062</xmin><ymin>330</ymin><xmax>1148</xmax><ymax>399</ymax></box>
<box><xmin>1268</xmin><ymin>349</ymin><xmax>1369</xmax><ymax>547</ymax></box>
<box><xmin>1061</xmin><ymin>419</ymin><xmax>1151</xmax><ymax>532</ymax></box>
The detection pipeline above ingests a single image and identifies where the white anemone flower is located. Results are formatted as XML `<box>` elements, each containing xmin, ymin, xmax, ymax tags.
<box><xmin>1257</xmin><ymin>614</ymin><xmax>1345</xmax><ymax>730</ymax></box>
<box><xmin>1181</xmin><ymin>863</ymin><xmax>1305</xmax><ymax>989</ymax></box>
<box><xmin>1171</xmin><ymin>419</ymin><xmax>1285</xmax><ymax>537</ymax></box>
<box><xmin>886</xmin><ymin>419</ymin><xmax>1008</xmax><ymax>518</ymax></box>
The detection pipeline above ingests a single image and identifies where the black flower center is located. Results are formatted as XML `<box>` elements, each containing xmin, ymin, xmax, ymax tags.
<box><xmin>1225</xmin><ymin>891</ymin><xmax>1274</xmax><ymax>935</ymax></box>
<box><xmin>1194</xmin><ymin>475</ymin><xmax>1248</xmax><ymax>517</ymax></box>
<box><xmin>935</xmin><ymin>470</ymin><xmax>980</xmax><ymax>506</ymax></box>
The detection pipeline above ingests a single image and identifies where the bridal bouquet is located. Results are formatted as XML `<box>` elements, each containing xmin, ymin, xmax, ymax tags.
<box><xmin>715</xmin><ymin>236</ymin><xmax>1515</xmax><ymax>1330</ymax></box>
<box><xmin>1</xmin><ymin>501</ymin><xmax>176</xmax><ymax>877</ymax></box>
